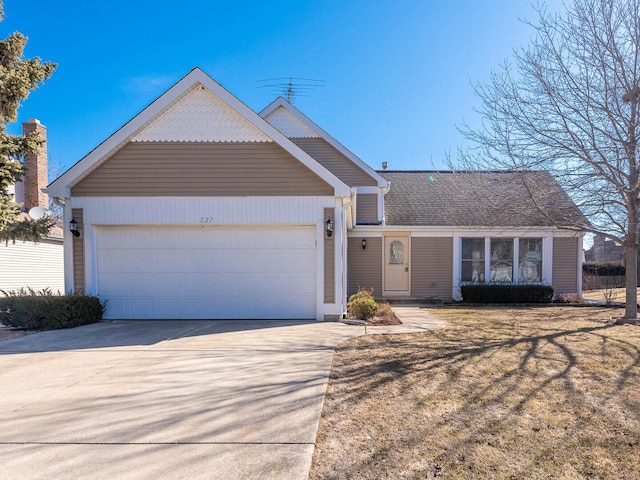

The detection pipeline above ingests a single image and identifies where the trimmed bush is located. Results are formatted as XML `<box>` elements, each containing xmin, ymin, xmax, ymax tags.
<box><xmin>0</xmin><ymin>289</ymin><xmax>105</xmax><ymax>330</ymax></box>
<box><xmin>347</xmin><ymin>289</ymin><xmax>380</xmax><ymax>320</ymax></box>
<box><xmin>460</xmin><ymin>284</ymin><xmax>554</xmax><ymax>304</ymax></box>
<box><xmin>583</xmin><ymin>261</ymin><xmax>625</xmax><ymax>276</ymax></box>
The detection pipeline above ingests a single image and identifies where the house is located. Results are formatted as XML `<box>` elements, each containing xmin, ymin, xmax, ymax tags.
<box><xmin>0</xmin><ymin>119</ymin><xmax>64</xmax><ymax>294</ymax></box>
<box><xmin>46</xmin><ymin>68</ymin><xmax>586</xmax><ymax>320</ymax></box>
<box><xmin>584</xmin><ymin>234</ymin><xmax>623</xmax><ymax>263</ymax></box>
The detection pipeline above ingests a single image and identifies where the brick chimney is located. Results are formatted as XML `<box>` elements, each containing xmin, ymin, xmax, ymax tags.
<box><xmin>21</xmin><ymin>118</ymin><xmax>49</xmax><ymax>210</ymax></box>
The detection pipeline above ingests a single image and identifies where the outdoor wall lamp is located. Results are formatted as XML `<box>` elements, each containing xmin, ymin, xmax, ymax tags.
<box><xmin>325</xmin><ymin>218</ymin><xmax>333</xmax><ymax>238</ymax></box>
<box><xmin>69</xmin><ymin>218</ymin><xmax>80</xmax><ymax>238</ymax></box>
<box><xmin>362</xmin><ymin>238</ymin><xmax>367</xmax><ymax>250</ymax></box>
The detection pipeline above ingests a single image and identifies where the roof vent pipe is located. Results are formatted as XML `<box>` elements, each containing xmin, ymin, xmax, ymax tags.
<box><xmin>382</xmin><ymin>162</ymin><xmax>388</xmax><ymax>171</ymax></box>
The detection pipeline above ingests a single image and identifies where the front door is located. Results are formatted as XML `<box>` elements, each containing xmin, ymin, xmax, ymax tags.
<box><xmin>383</xmin><ymin>235</ymin><xmax>410</xmax><ymax>296</ymax></box>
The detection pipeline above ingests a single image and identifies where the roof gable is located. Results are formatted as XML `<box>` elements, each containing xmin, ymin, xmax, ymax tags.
<box><xmin>133</xmin><ymin>86</ymin><xmax>270</xmax><ymax>143</ymax></box>
<box><xmin>260</xmin><ymin>98</ymin><xmax>388</xmax><ymax>188</ymax></box>
<box><xmin>47</xmin><ymin>68</ymin><xmax>350</xmax><ymax>198</ymax></box>
<box><xmin>263</xmin><ymin>106</ymin><xmax>320</xmax><ymax>138</ymax></box>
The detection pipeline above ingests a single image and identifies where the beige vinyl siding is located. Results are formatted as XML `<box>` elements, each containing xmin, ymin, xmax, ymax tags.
<box><xmin>291</xmin><ymin>138</ymin><xmax>378</xmax><ymax>187</ymax></box>
<box><xmin>347</xmin><ymin>237</ymin><xmax>382</xmax><ymax>297</ymax></box>
<box><xmin>72</xmin><ymin>208</ymin><xmax>85</xmax><ymax>293</ymax></box>
<box><xmin>552</xmin><ymin>237</ymin><xmax>579</xmax><ymax>294</ymax></box>
<box><xmin>410</xmin><ymin>237</ymin><xmax>453</xmax><ymax>299</ymax></box>
<box><xmin>356</xmin><ymin>193</ymin><xmax>378</xmax><ymax>224</ymax></box>
<box><xmin>71</xmin><ymin>142</ymin><xmax>333</xmax><ymax>197</ymax></box>
<box><xmin>0</xmin><ymin>239</ymin><xmax>64</xmax><ymax>293</ymax></box>
<box><xmin>324</xmin><ymin>208</ymin><xmax>335</xmax><ymax>303</ymax></box>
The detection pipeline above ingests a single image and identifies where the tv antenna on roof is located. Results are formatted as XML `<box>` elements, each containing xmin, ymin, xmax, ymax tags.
<box><xmin>257</xmin><ymin>77</ymin><xmax>325</xmax><ymax>104</ymax></box>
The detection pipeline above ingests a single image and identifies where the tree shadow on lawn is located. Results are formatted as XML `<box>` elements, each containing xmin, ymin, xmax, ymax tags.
<box><xmin>312</xmin><ymin>309</ymin><xmax>640</xmax><ymax>479</ymax></box>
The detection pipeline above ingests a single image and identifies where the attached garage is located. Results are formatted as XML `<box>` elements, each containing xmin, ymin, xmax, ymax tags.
<box><xmin>96</xmin><ymin>225</ymin><xmax>317</xmax><ymax>320</ymax></box>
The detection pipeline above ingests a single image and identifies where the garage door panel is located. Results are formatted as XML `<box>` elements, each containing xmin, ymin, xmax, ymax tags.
<box><xmin>287</xmin><ymin>231</ymin><xmax>316</xmax><ymax>248</ymax></box>
<box><xmin>100</xmin><ymin>273</ymin><xmax>127</xmax><ymax>295</ymax></box>
<box><xmin>233</xmin><ymin>272</ymin><xmax>259</xmax><ymax>293</ymax></box>
<box><xmin>97</xmin><ymin>226</ymin><xmax>317</xmax><ymax>320</ymax></box>
<box><xmin>98</xmin><ymin>250</ymin><xmax>127</xmax><ymax>273</ymax></box>
<box><xmin>156</xmin><ymin>297</ymin><xmax>183</xmax><ymax>317</ymax></box>
<box><xmin>287</xmin><ymin>273</ymin><xmax>317</xmax><ymax>296</ymax></box>
<box><xmin>210</xmin><ymin>275</ymin><xmax>234</xmax><ymax>296</ymax></box>
<box><xmin>232</xmin><ymin>231</ymin><xmax>257</xmax><ymax>249</ymax></box>
<box><xmin>129</xmin><ymin>298</ymin><xmax>154</xmax><ymax>319</ymax></box>
<box><xmin>180</xmin><ymin>230</ymin><xmax>212</xmax><ymax>248</ymax></box>
<box><xmin>179</xmin><ymin>298</ymin><xmax>213</xmax><ymax>318</ymax></box>
<box><xmin>256</xmin><ymin>229</ymin><xmax>282</xmax><ymax>248</ymax></box>
<box><xmin>234</xmin><ymin>250</ymin><xmax>261</xmax><ymax>273</ymax></box>
<box><xmin>98</xmin><ymin>228</ymin><xmax>126</xmax><ymax>248</ymax></box>
<box><xmin>153</xmin><ymin>229</ymin><xmax>181</xmax><ymax>248</ymax></box>
<box><xmin>152</xmin><ymin>273</ymin><xmax>178</xmax><ymax>296</ymax></box>
<box><xmin>261</xmin><ymin>250</ymin><xmax>287</xmax><ymax>271</ymax></box>
<box><xmin>260</xmin><ymin>274</ymin><xmax>287</xmax><ymax>296</ymax></box>
<box><xmin>154</xmin><ymin>249</ymin><xmax>182</xmax><ymax>272</ymax></box>
<box><xmin>284</xmin><ymin>296</ymin><xmax>315</xmax><ymax>318</ymax></box>
<box><xmin>125</xmin><ymin>249</ymin><xmax>156</xmax><ymax>272</ymax></box>
<box><xmin>208</xmin><ymin>250</ymin><xmax>234</xmax><ymax>272</ymax></box>
<box><xmin>287</xmin><ymin>251</ymin><xmax>316</xmax><ymax>272</ymax></box>
<box><xmin>180</xmin><ymin>250</ymin><xmax>211</xmax><ymax>272</ymax></box>
<box><xmin>105</xmin><ymin>298</ymin><xmax>127</xmax><ymax>318</ymax></box>
<box><xmin>125</xmin><ymin>274</ymin><xmax>156</xmax><ymax>296</ymax></box>
<box><xmin>125</xmin><ymin>228</ymin><xmax>153</xmax><ymax>246</ymax></box>
<box><xmin>177</xmin><ymin>273</ymin><xmax>213</xmax><ymax>296</ymax></box>
<box><xmin>208</xmin><ymin>230</ymin><xmax>231</xmax><ymax>249</ymax></box>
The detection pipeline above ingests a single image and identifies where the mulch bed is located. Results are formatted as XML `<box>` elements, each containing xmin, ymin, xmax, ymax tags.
<box><xmin>0</xmin><ymin>327</ymin><xmax>34</xmax><ymax>342</ymax></box>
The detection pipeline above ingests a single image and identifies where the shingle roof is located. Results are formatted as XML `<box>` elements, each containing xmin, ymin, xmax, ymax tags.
<box><xmin>379</xmin><ymin>171</ymin><xmax>588</xmax><ymax>227</ymax></box>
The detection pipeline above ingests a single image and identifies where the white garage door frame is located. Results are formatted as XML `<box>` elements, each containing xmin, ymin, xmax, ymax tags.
<box><xmin>95</xmin><ymin>225</ymin><xmax>319</xmax><ymax>320</ymax></box>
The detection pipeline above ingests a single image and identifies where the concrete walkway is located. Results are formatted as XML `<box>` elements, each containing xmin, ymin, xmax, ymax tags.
<box><xmin>0</xmin><ymin>308</ymin><xmax>443</xmax><ymax>480</ymax></box>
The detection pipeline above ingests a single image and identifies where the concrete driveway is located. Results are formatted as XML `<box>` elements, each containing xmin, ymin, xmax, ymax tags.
<box><xmin>0</xmin><ymin>309</ymin><xmax>444</xmax><ymax>480</ymax></box>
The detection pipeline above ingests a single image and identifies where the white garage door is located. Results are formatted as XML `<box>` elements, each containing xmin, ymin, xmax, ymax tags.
<box><xmin>97</xmin><ymin>226</ymin><xmax>317</xmax><ymax>319</ymax></box>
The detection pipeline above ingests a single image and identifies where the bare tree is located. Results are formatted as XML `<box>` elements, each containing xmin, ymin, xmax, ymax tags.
<box><xmin>456</xmin><ymin>0</ymin><xmax>640</xmax><ymax>320</ymax></box>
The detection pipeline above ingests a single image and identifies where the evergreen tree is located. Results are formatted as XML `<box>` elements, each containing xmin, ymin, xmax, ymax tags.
<box><xmin>0</xmin><ymin>1</ymin><xmax>56</xmax><ymax>243</ymax></box>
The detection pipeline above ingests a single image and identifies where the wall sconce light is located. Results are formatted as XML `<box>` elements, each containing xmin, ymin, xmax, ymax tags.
<box><xmin>325</xmin><ymin>218</ymin><xmax>333</xmax><ymax>238</ymax></box>
<box><xmin>69</xmin><ymin>218</ymin><xmax>80</xmax><ymax>238</ymax></box>
<box><xmin>362</xmin><ymin>238</ymin><xmax>367</xmax><ymax>250</ymax></box>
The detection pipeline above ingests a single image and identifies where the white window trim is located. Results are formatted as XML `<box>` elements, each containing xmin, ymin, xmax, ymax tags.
<box><xmin>453</xmin><ymin>234</ymin><xmax>554</xmax><ymax>300</ymax></box>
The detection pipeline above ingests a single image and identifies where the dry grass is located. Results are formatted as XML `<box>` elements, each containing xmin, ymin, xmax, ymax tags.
<box><xmin>310</xmin><ymin>306</ymin><xmax>640</xmax><ymax>480</ymax></box>
<box><xmin>583</xmin><ymin>288</ymin><xmax>640</xmax><ymax>303</ymax></box>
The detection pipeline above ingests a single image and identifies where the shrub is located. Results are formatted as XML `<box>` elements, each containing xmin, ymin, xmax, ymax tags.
<box><xmin>553</xmin><ymin>293</ymin><xmax>584</xmax><ymax>304</ymax></box>
<box><xmin>583</xmin><ymin>261</ymin><xmax>625</xmax><ymax>276</ymax></box>
<box><xmin>460</xmin><ymin>284</ymin><xmax>554</xmax><ymax>304</ymax></box>
<box><xmin>0</xmin><ymin>288</ymin><xmax>105</xmax><ymax>330</ymax></box>
<box><xmin>347</xmin><ymin>289</ymin><xmax>380</xmax><ymax>320</ymax></box>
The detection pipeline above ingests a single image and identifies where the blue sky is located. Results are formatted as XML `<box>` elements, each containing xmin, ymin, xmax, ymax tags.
<box><xmin>5</xmin><ymin>0</ymin><xmax>563</xmax><ymax>174</ymax></box>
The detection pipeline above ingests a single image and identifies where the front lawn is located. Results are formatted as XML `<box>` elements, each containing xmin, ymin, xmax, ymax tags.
<box><xmin>309</xmin><ymin>306</ymin><xmax>640</xmax><ymax>479</ymax></box>
<box><xmin>583</xmin><ymin>287</ymin><xmax>640</xmax><ymax>304</ymax></box>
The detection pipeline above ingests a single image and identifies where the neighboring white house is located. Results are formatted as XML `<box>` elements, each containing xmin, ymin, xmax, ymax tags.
<box><xmin>0</xmin><ymin>119</ymin><xmax>64</xmax><ymax>294</ymax></box>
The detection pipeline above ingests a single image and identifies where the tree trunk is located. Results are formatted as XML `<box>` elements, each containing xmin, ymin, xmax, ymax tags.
<box><xmin>623</xmin><ymin>246</ymin><xmax>638</xmax><ymax>320</ymax></box>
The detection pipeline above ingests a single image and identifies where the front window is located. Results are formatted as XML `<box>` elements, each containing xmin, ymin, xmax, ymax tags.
<box><xmin>490</xmin><ymin>238</ymin><xmax>513</xmax><ymax>282</ymax></box>
<box><xmin>519</xmin><ymin>238</ymin><xmax>543</xmax><ymax>282</ymax></box>
<box><xmin>461</xmin><ymin>238</ymin><xmax>485</xmax><ymax>282</ymax></box>
<box><xmin>460</xmin><ymin>237</ymin><xmax>545</xmax><ymax>285</ymax></box>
